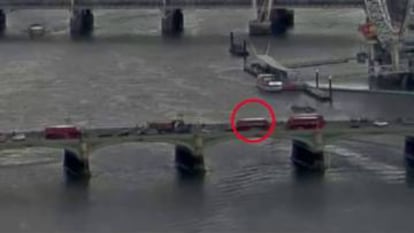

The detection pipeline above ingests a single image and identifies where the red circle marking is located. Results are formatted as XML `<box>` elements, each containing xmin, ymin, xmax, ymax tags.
<box><xmin>230</xmin><ymin>98</ymin><xmax>277</xmax><ymax>144</ymax></box>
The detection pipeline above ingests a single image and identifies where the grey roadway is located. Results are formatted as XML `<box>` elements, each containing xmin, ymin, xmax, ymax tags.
<box><xmin>0</xmin><ymin>0</ymin><xmax>364</xmax><ymax>9</ymax></box>
<box><xmin>2</xmin><ymin>121</ymin><xmax>414</xmax><ymax>153</ymax></box>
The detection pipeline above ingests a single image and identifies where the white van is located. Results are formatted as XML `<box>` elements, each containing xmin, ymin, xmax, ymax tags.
<box><xmin>256</xmin><ymin>74</ymin><xmax>283</xmax><ymax>92</ymax></box>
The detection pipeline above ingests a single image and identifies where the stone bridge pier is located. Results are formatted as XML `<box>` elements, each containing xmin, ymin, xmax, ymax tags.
<box><xmin>291</xmin><ymin>132</ymin><xmax>325</xmax><ymax>171</ymax></box>
<box><xmin>70</xmin><ymin>9</ymin><xmax>94</xmax><ymax>38</ymax></box>
<box><xmin>0</xmin><ymin>9</ymin><xmax>5</xmax><ymax>36</ymax></box>
<box><xmin>249</xmin><ymin>8</ymin><xmax>294</xmax><ymax>35</ymax></box>
<box><xmin>63</xmin><ymin>149</ymin><xmax>90</xmax><ymax>179</ymax></box>
<box><xmin>405</xmin><ymin>136</ymin><xmax>414</xmax><ymax>167</ymax></box>
<box><xmin>249</xmin><ymin>0</ymin><xmax>293</xmax><ymax>35</ymax></box>
<box><xmin>161</xmin><ymin>9</ymin><xmax>184</xmax><ymax>35</ymax></box>
<box><xmin>174</xmin><ymin>134</ymin><xmax>205</xmax><ymax>175</ymax></box>
<box><xmin>63</xmin><ymin>141</ymin><xmax>90</xmax><ymax>179</ymax></box>
<box><xmin>291</xmin><ymin>140</ymin><xmax>325</xmax><ymax>171</ymax></box>
<box><xmin>175</xmin><ymin>145</ymin><xmax>205</xmax><ymax>175</ymax></box>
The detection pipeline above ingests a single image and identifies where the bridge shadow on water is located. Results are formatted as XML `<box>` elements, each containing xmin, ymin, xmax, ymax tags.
<box><xmin>60</xmin><ymin>176</ymin><xmax>90</xmax><ymax>205</ymax></box>
<box><xmin>287</xmin><ymin>168</ymin><xmax>328</xmax><ymax>215</ymax></box>
<box><xmin>0</xmin><ymin>33</ymin><xmax>241</xmax><ymax>45</ymax></box>
<box><xmin>405</xmin><ymin>163</ymin><xmax>414</xmax><ymax>188</ymax></box>
<box><xmin>162</xmin><ymin>171</ymin><xmax>207</xmax><ymax>221</ymax></box>
<box><xmin>53</xmin><ymin>177</ymin><xmax>91</xmax><ymax>232</ymax></box>
<box><xmin>174</xmin><ymin>170</ymin><xmax>205</xmax><ymax>194</ymax></box>
<box><xmin>291</xmin><ymin>167</ymin><xmax>325</xmax><ymax>185</ymax></box>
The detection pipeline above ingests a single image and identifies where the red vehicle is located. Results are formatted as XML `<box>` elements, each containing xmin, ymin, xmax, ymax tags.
<box><xmin>236</xmin><ymin>118</ymin><xmax>270</xmax><ymax>131</ymax></box>
<box><xmin>359</xmin><ymin>22</ymin><xmax>377</xmax><ymax>40</ymax></box>
<box><xmin>44</xmin><ymin>125</ymin><xmax>81</xmax><ymax>139</ymax></box>
<box><xmin>287</xmin><ymin>113</ymin><xmax>325</xmax><ymax>130</ymax></box>
<box><xmin>147</xmin><ymin>120</ymin><xmax>190</xmax><ymax>134</ymax></box>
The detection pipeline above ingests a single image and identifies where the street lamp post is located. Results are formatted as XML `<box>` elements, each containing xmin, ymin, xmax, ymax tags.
<box><xmin>315</xmin><ymin>69</ymin><xmax>319</xmax><ymax>88</ymax></box>
<box><xmin>328</xmin><ymin>75</ymin><xmax>333</xmax><ymax>104</ymax></box>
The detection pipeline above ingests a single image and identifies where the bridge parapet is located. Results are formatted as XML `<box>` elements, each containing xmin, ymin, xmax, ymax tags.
<box><xmin>0</xmin><ymin>0</ymin><xmax>363</xmax><ymax>9</ymax></box>
<box><xmin>1</xmin><ymin>121</ymin><xmax>414</xmax><ymax>175</ymax></box>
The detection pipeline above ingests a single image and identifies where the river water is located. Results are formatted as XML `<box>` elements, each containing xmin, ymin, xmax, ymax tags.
<box><xmin>0</xmin><ymin>8</ymin><xmax>413</xmax><ymax>233</ymax></box>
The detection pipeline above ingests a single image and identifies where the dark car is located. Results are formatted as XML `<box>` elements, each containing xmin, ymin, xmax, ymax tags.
<box><xmin>349</xmin><ymin>118</ymin><xmax>361</xmax><ymax>128</ymax></box>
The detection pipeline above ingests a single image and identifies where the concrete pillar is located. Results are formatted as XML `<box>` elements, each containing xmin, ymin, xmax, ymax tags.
<box><xmin>405</xmin><ymin>136</ymin><xmax>414</xmax><ymax>167</ymax></box>
<box><xmin>82</xmin><ymin>9</ymin><xmax>94</xmax><ymax>35</ymax></box>
<box><xmin>0</xmin><ymin>10</ymin><xmax>5</xmax><ymax>36</ymax></box>
<box><xmin>285</xmin><ymin>10</ymin><xmax>294</xmax><ymax>29</ymax></box>
<box><xmin>291</xmin><ymin>139</ymin><xmax>325</xmax><ymax>171</ymax></box>
<box><xmin>409</xmin><ymin>59</ymin><xmax>414</xmax><ymax>73</ymax></box>
<box><xmin>270</xmin><ymin>9</ymin><xmax>294</xmax><ymax>35</ymax></box>
<box><xmin>175</xmin><ymin>145</ymin><xmax>205</xmax><ymax>175</ymax></box>
<box><xmin>63</xmin><ymin>149</ymin><xmax>90</xmax><ymax>179</ymax></box>
<box><xmin>401</xmin><ymin>74</ymin><xmax>409</xmax><ymax>90</ymax></box>
<box><xmin>249</xmin><ymin>8</ymin><xmax>294</xmax><ymax>36</ymax></box>
<box><xmin>391</xmin><ymin>42</ymin><xmax>400</xmax><ymax>71</ymax></box>
<box><xmin>70</xmin><ymin>9</ymin><xmax>94</xmax><ymax>39</ymax></box>
<box><xmin>161</xmin><ymin>9</ymin><xmax>183</xmax><ymax>35</ymax></box>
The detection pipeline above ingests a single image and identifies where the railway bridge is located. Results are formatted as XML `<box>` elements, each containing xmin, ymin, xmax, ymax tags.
<box><xmin>0</xmin><ymin>1</ymin><xmax>411</xmax><ymax>82</ymax></box>
<box><xmin>0</xmin><ymin>0</ymin><xmax>364</xmax><ymax>37</ymax></box>
<box><xmin>2</xmin><ymin>121</ymin><xmax>414</xmax><ymax>179</ymax></box>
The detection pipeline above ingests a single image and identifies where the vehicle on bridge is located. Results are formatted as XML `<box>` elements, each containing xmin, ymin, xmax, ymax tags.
<box><xmin>44</xmin><ymin>125</ymin><xmax>81</xmax><ymax>139</ymax></box>
<box><xmin>398</xmin><ymin>117</ymin><xmax>414</xmax><ymax>126</ymax></box>
<box><xmin>349</xmin><ymin>117</ymin><xmax>370</xmax><ymax>128</ymax></box>
<box><xmin>144</xmin><ymin>120</ymin><xmax>191</xmax><ymax>134</ymax></box>
<box><xmin>0</xmin><ymin>134</ymin><xmax>6</xmax><ymax>142</ymax></box>
<box><xmin>11</xmin><ymin>133</ymin><xmax>26</xmax><ymax>141</ymax></box>
<box><xmin>236</xmin><ymin>118</ymin><xmax>270</xmax><ymax>131</ymax></box>
<box><xmin>287</xmin><ymin>113</ymin><xmax>325</xmax><ymax>130</ymax></box>
<box><xmin>373</xmin><ymin>120</ymin><xmax>389</xmax><ymax>127</ymax></box>
<box><xmin>349</xmin><ymin>118</ymin><xmax>362</xmax><ymax>128</ymax></box>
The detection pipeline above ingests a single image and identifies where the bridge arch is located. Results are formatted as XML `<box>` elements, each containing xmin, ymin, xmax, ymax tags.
<box><xmin>86</xmin><ymin>138</ymin><xmax>204</xmax><ymax>175</ymax></box>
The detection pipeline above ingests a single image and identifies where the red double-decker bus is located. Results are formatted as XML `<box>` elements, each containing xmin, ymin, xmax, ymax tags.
<box><xmin>236</xmin><ymin>118</ymin><xmax>270</xmax><ymax>131</ymax></box>
<box><xmin>287</xmin><ymin>113</ymin><xmax>325</xmax><ymax>130</ymax></box>
<box><xmin>44</xmin><ymin>125</ymin><xmax>81</xmax><ymax>139</ymax></box>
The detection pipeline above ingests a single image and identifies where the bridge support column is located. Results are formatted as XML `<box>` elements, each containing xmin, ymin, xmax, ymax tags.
<box><xmin>63</xmin><ymin>148</ymin><xmax>90</xmax><ymax>180</ymax></box>
<box><xmin>161</xmin><ymin>9</ymin><xmax>183</xmax><ymax>35</ymax></box>
<box><xmin>0</xmin><ymin>10</ymin><xmax>5</xmax><ymax>36</ymax></box>
<box><xmin>401</xmin><ymin>73</ymin><xmax>410</xmax><ymax>90</ymax></box>
<box><xmin>291</xmin><ymin>139</ymin><xmax>325</xmax><ymax>171</ymax></box>
<box><xmin>70</xmin><ymin>9</ymin><xmax>94</xmax><ymax>39</ymax></box>
<box><xmin>270</xmin><ymin>9</ymin><xmax>294</xmax><ymax>35</ymax></box>
<box><xmin>175</xmin><ymin>136</ymin><xmax>205</xmax><ymax>175</ymax></box>
<box><xmin>405</xmin><ymin>136</ymin><xmax>414</xmax><ymax>167</ymax></box>
<box><xmin>249</xmin><ymin>9</ymin><xmax>294</xmax><ymax>36</ymax></box>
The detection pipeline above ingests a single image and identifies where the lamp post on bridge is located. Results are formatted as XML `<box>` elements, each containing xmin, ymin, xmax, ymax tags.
<box><xmin>315</xmin><ymin>69</ymin><xmax>319</xmax><ymax>88</ymax></box>
<box><xmin>328</xmin><ymin>75</ymin><xmax>333</xmax><ymax>105</ymax></box>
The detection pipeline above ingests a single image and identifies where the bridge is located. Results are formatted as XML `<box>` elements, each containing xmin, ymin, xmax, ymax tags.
<box><xmin>0</xmin><ymin>0</ymin><xmax>410</xmax><ymax>74</ymax></box>
<box><xmin>2</xmin><ymin>120</ymin><xmax>414</xmax><ymax>179</ymax></box>
<box><xmin>0</xmin><ymin>0</ymin><xmax>364</xmax><ymax>10</ymax></box>
<box><xmin>0</xmin><ymin>0</ymin><xmax>365</xmax><ymax>38</ymax></box>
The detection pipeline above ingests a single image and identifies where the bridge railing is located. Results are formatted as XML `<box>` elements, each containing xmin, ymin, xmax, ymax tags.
<box><xmin>0</xmin><ymin>0</ymin><xmax>363</xmax><ymax>9</ymax></box>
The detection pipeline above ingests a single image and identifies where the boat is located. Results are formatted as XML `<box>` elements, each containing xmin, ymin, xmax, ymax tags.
<box><xmin>256</xmin><ymin>74</ymin><xmax>283</xmax><ymax>92</ymax></box>
<box><xmin>28</xmin><ymin>23</ymin><xmax>45</xmax><ymax>38</ymax></box>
